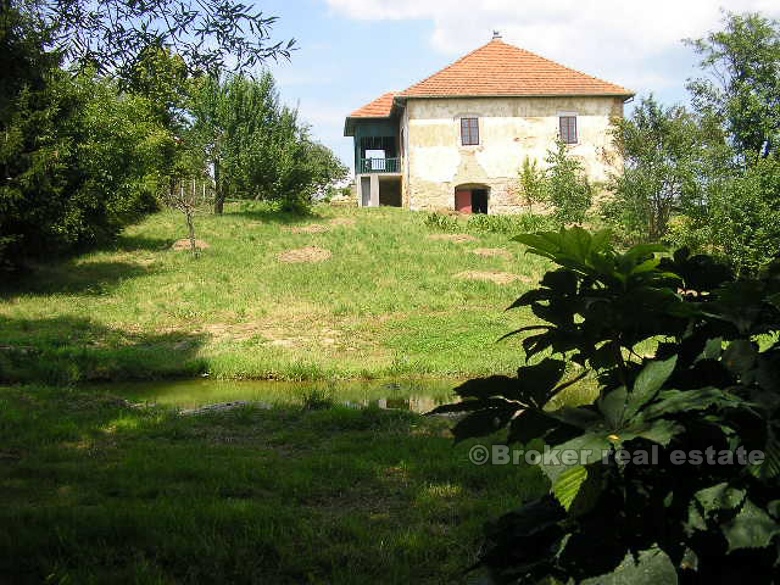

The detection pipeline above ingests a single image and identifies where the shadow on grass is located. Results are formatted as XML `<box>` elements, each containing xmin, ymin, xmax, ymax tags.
<box><xmin>0</xmin><ymin>315</ymin><xmax>208</xmax><ymax>385</ymax></box>
<box><xmin>0</xmin><ymin>260</ymin><xmax>156</xmax><ymax>299</ymax></box>
<box><xmin>113</xmin><ymin>234</ymin><xmax>174</xmax><ymax>252</ymax></box>
<box><xmin>0</xmin><ymin>385</ymin><xmax>541</xmax><ymax>584</ymax></box>
<box><xmin>229</xmin><ymin>206</ymin><xmax>321</xmax><ymax>226</ymax></box>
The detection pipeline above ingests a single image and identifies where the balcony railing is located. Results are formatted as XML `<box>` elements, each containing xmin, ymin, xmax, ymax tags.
<box><xmin>359</xmin><ymin>157</ymin><xmax>400</xmax><ymax>174</ymax></box>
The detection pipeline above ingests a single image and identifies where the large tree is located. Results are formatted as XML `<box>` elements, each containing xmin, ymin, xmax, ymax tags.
<box><xmin>604</xmin><ymin>96</ymin><xmax>707</xmax><ymax>243</ymax></box>
<box><xmin>686</xmin><ymin>11</ymin><xmax>780</xmax><ymax>161</ymax></box>
<box><xmin>191</xmin><ymin>72</ymin><xmax>347</xmax><ymax>214</ymax></box>
<box><xmin>10</xmin><ymin>0</ymin><xmax>295</xmax><ymax>76</ymax></box>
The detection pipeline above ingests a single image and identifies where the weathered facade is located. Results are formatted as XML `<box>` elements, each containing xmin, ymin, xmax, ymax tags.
<box><xmin>344</xmin><ymin>36</ymin><xmax>633</xmax><ymax>214</ymax></box>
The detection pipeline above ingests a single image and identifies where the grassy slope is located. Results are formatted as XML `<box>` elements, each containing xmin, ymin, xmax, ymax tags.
<box><xmin>0</xmin><ymin>203</ymin><xmax>549</xmax><ymax>384</ymax></box>
<box><xmin>0</xmin><ymin>386</ymin><xmax>546</xmax><ymax>584</ymax></box>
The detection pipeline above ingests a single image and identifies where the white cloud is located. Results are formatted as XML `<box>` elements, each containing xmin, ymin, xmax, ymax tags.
<box><xmin>326</xmin><ymin>0</ymin><xmax>779</xmax><ymax>93</ymax></box>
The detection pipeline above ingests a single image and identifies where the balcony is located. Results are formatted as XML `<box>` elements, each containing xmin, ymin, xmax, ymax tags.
<box><xmin>358</xmin><ymin>157</ymin><xmax>400</xmax><ymax>174</ymax></box>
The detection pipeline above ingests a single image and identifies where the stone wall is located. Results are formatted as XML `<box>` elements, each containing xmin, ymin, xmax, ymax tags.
<box><xmin>401</xmin><ymin>96</ymin><xmax>625</xmax><ymax>213</ymax></box>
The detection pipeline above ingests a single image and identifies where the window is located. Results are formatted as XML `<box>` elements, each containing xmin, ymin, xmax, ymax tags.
<box><xmin>559</xmin><ymin>115</ymin><xmax>578</xmax><ymax>144</ymax></box>
<box><xmin>461</xmin><ymin>117</ymin><xmax>479</xmax><ymax>146</ymax></box>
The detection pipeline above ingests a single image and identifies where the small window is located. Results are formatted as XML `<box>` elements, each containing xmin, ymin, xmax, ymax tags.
<box><xmin>461</xmin><ymin>117</ymin><xmax>479</xmax><ymax>146</ymax></box>
<box><xmin>559</xmin><ymin>115</ymin><xmax>578</xmax><ymax>144</ymax></box>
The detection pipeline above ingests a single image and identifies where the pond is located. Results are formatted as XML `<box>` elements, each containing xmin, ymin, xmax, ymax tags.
<box><xmin>107</xmin><ymin>377</ymin><xmax>464</xmax><ymax>414</ymax></box>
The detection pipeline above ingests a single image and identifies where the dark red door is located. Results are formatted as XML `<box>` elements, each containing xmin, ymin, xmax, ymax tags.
<box><xmin>455</xmin><ymin>189</ymin><xmax>472</xmax><ymax>213</ymax></box>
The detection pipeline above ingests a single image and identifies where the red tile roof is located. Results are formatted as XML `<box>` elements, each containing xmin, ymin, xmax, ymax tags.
<box><xmin>348</xmin><ymin>92</ymin><xmax>397</xmax><ymax>118</ymax></box>
<box><xmin>400</xmin><ymin>38</ymin><xmax>633</xmax><ymax>98</ymax></box>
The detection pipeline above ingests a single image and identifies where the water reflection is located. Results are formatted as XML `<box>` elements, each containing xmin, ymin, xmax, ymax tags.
<box><xmin>106</xmin><ymin>378</ymin><xmax>462</xmax><ymax>414</ymax></box>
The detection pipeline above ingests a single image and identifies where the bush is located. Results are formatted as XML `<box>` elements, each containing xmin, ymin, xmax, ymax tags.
<box><xmin>435</xmin><ymin>227</ymin><xmax>779</xmax><ymax>583</ymax></box>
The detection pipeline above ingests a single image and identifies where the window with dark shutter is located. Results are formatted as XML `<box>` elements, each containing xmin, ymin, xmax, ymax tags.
<box><xmin>559</xmin><ymin>115</ymin><xmax>577</xmax><ymax>144</ymax></box>
<box><xmin>461</xmin><ymin>118</ymin><xmax>479</xmax><ymax>146</ymax></box>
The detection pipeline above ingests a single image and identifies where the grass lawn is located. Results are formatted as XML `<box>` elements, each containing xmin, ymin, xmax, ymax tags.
<box><xmin>0</xmin><ymin>202</ymin><xmax>550</xmax><ymax>384</ymax></box>
<box><xmin>0</xmin><ymin>203</ymin><xmax>561</xmax><ymax>582</ymax></box>
<box><xmin>0</xmin><ymin>385</ymin><xmax>546</xmax><ymax>583</ymax></box>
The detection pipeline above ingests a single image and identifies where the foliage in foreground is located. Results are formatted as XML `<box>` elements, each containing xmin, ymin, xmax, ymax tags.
<box><xmin>435</xmin><ymin>227</ymin><xmax>780</xmax><ymax>583</ymax></box>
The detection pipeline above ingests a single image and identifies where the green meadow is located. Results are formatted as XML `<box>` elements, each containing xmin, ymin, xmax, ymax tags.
<box><xmin>0</xmin><ymin>203</ymin><xmax>560</xmax><ymax>583</ymax></box>
<box><xmin>0</xmin><ymin>202</ymin><xmax>551</xmax><ymax>385</ymax></box>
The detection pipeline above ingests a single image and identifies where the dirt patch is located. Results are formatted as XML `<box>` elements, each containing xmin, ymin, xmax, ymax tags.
<box><xmin>171</xmin><ymin>239</ymin><xmax>210</xmax><ymax>251</ymax></box>
<box><xmin>329</xmin><ymin>217</ymin><xmax>357</xmax><ymax>227</ymax></box>
<box><xmin>471</xmin><ymin>247</ymin><xmax>512</xmax><ymax>259</ymax></box>
<box><xmin>455</xmin><ymin>271</ymin><xmax>530</xmax><ymax>285</ymax></box>
<box><xmin>278</xmin><ymin>246</ymin><xmax>332</xmax><ymax>263</ymax></box>
<box><xmin>427</xmin><ymin>234</ymin><xmax>477</xmax><ymax>243</ymax></box>
<box><xmin>288</xmin><ymin>224</ymin><xmax>330</xmax><ymax>234</ymax></box>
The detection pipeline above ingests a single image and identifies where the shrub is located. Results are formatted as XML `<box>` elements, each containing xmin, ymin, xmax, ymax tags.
<box><xmin>434</xmin><ymin>227</ymin><xmax>779</xmax><ymax>583</ymax></box>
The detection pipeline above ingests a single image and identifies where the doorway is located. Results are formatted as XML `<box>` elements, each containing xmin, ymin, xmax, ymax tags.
<box><xmin>454</xmin><ymin>185</ymin><xmax>489</xmax><ymax>214</ymax></box>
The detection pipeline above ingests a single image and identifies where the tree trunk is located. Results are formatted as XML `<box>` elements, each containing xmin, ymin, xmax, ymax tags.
<box><xmin>213</xmin><ymin>157</ymin><xmax>224</xmax><ymax>214</ymax></box>
<box><xmin>186</xmin><ymin>209</ymin><xmax>198</xmax><ymax>257</ymax></box>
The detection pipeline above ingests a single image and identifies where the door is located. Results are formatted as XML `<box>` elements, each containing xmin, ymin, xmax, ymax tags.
<box><xmin>472</xmin><ymin>189</ymin><xmax>488</xmax><ymax>214</ymax></box>
<box><xmin>455</xmin><ymin>189</ymin><xmax>472</xmax><ymax>213</ymax></box>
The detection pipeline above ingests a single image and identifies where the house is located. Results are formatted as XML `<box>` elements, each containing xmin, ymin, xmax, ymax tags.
<box><xmin>343</xmin><ymin>33</ymin><xmax>634</xmax><ymax>214</ymax></box>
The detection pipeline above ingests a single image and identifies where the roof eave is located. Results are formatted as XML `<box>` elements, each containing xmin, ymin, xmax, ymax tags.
<box><xmin>398</xmin><ymin>92</ymin><xmax>635</xmax><ymax>100</ymax></box>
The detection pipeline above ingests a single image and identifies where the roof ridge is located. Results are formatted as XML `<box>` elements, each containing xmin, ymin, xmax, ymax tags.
<box><xmin>398</xmin><ymin>37</ymin><xmax>633</xmax><ymax>98</ymax></box>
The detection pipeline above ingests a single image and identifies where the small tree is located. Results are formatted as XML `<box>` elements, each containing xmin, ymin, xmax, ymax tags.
<box><xmin>545</xmin><ymin>140</ymin><xmax>592</xmax><ymax>224</ymax></box>
<box><xmin>604</xmin><ymin>95</ymin><xmax>705</xmax><ymax>244</ymax></box>
<box><xmin>517</xmin><ymin>156</ymin><xmax>548</xmax><ymax>212</ymax></box>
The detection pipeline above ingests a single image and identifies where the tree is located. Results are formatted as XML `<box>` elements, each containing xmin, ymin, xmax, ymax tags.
<box><xmin>544</xmin><ymin>140</ymin><xmax>592</xmax><ymax>225</ymax></box>
<box><xmin>191</xmin><ymin>72</ymin><xmax>347</xmax><ymax>214</ymax></box>
<box><xmin>686</xmin><ymin>11</ymin><xmax>780</xmax><ymax>161</ymax></box>
<box><xmin>603</xmin><ymin>96</ymin><xmax>705</xmax><ymax>243</ymax></box>
<box><xmin>11</xmin><ymin>0</ymin><xmax>295</xmax><ymax>76</ymax></box>
<box><xmin>516</xmin><ymin>156</ymin><xmax>548</xmax><ymax>213</ymax></box>
<box><xmin>0</xmin><ymin>70</ymin><xmax>166</xmax><ymax>269</ymax></box>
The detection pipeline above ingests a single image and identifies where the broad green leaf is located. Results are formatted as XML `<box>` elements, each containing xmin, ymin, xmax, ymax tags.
<box><xmin>695</xmin><ymin>482</ymin><xmax>746</xmax><ymax>517</ymax></box>
<box><xmin>598</xmin><ymin>386</ymin><xmax>627</xmax><ymax>429</ymax></box>
<box><xmin>541</xmin><ymin>432</ymin><xmax>610</xmax><ymax>483</ymax></box>
<box><xmin>618</xmin><ymin>419</ymin><xmax>683</xmax><ymax>447</ymax></box>
<box><xmin>722</xmin><ymin>499</ymin><xmax>780</xmax><ymax>552</ymax></box>
<box><xmin>642</xmin><ymin>387</ymin><xmax>742</xmax><ymax>419</ymax></box>
<box><xmin>748</xmin><ymin>434</ymin><xmax>780</xmax><ymax>479</ymax></box>
<box><xmin>696</xmin><ymin>337</ymin><xmax>723</xmax><ymax>362</ymax></box>
<box><xmin>625</xmin><ymin>356</ymin><xmax>677</xmax><ymax>419</ymax></box>
<box><xmin>581</xmin><ymin>546</ymin><xmax>678</xmax><ymax>585</ymax></box>
<box><xmin>552</xmin><ymin>465</ymin><xmax>588</xmax><ymax>511</ymax></box>
<box><xmin>685</xmin><ymin>500</ymin><xmax>707</xmax><ymax>536</ymax></box>
<box><xmin>722</xmin><ymin>339</ymin><xmax>758</xmax><ymax>375</ymax></box>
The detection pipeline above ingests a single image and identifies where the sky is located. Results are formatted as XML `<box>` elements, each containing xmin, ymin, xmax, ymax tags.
<box><xmin>254</xmin><ymin>0</ymin><xmax>780</xmax><ymax>171</ymax></box>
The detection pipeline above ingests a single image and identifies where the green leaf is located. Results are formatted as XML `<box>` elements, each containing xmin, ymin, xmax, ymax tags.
<box><xmin>748</xmin><ymin>434</ymin><xmax>780</xmax><ymax>479</ymax></box>
<box><xmin>541</xmin><ymin>432</ymin><xmax>610</xmax><ymax>483</ymax></box>
<box><xmin>695</xmin><ymin>482</ymin><xmax>746</xmax><ymax>517</ymax></box>
<box><xmin>722</xmin><ymin>339</ymin><xmax>757</xmax><ymax>375</ymax></box>
<box><xmin>552</xmin><ymin>465</ymin><xmax>588</xmax><ymax>511</ymax></box>
<box><xmin>598</xmin><ymin>386</ymin><xmax>627</xmax><ymax>429</ymax></box>
<box><xmin>625</xmin><ymin>356</ymin><xmax>677</xmax><ymax>419</ymax></box>
<box><xmin>642</xmin><ymin>388</ymin><xmax>742</xmax><ymax>419</ymax></box>
<box><xmin>722</xmin><ymin>499</ymin><xmax>780</xmax><ymax>552</ymax></box>
<box><xmin>580</xmin><ymin>546</ymin><xmax>678</xmax><ymax>585</ymax></box>
<box><xmin>619</xmin><ymin>419</ymin><xmax>683</xmax><ymax>447</ymax></box>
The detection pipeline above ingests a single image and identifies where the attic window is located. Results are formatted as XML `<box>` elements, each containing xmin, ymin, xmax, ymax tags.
<box><xmin>461</xmin><ymin>118</ymin><xmax>479</xmax><ymax>146</ymax></box>
<box><xmin>559</xmin><ymin>115</ymin><xmax>578</xmax><ymax>144</ymax></box>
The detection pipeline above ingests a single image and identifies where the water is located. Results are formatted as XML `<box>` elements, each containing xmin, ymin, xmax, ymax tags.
<box><xmin>107</xmin><ymin>377</ymin><xmax>463</xmax><ymax>414</ymax></box>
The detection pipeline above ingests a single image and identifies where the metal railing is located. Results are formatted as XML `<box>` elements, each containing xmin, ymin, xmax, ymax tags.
<box><xmin>358</xmin><ymin>157</ymin><xmax>400</xmax><ymax>173</ymax></box>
